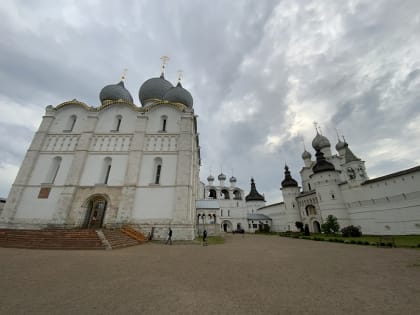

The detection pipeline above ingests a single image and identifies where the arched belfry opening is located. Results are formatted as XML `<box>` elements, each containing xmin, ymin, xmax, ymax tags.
<box><xmin>82</xmin><ymin>195</ymin><xmax>108</xmax><ymax>229</ymax></box>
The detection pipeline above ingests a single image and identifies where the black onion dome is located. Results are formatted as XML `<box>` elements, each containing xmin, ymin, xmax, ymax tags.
<box><xmin>312</xmin><ymin>149</ymin><xmax>335</xmax><ymax>174</ymax></box>
<box><xmin>229</xmin><ymin>176</ymin><xmax>237</xmax><ymax>183</ymax></box>
<box><xmin>335</xmin><ymin>140</ymin><xmax>347</xmax><ymax>151</ymax></box>
<box><xmin>245</xmin><ymin>178</ymin><xmax>265</xmax><ymax>202</ymax></box>
<box><xmin>207</xmin><ymin>175</ymin><xmax>214</xmax><ymax>182</ymax></box>
<box><xmin>99</xmin><ymin>81</ymin><xmax>133</xmax><ymax>104</ymax></box>
<box><xmin>218</xmin><ymin>173</ymin><xmax>226</xmax><ymax>181</ymax></box>
<box><xmin>281</xmin><ymin>165</ymin><xmax>298</xmax><ymax>188</ymax></box>
<box><xmin>302</xmin><ymin>150</ymin><xmax>312</xmax><ymax>160</ymax></box>
<box><xmin>312</xmin><ymin>133</ymin><xmax>331</xmax><ymax>151</ymax></box>
<box><xmin>163</xmin><ymin>82</ymin><xmax>193</xmax><ymax>107</ymax></box>
<box><xmin>138</xmin><ymin>74</ymin><xmax>173</xmax><ymax>106</ymax></box>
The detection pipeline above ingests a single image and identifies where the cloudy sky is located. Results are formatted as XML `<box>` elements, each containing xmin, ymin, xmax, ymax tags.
<box><xmin>0</xmin><ymin>0</ymin><xmax>419</xmax><ymax>203</ymax></box>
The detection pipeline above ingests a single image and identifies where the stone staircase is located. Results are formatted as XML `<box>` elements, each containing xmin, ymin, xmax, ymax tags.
<box><xmin>0</xmin><ymin>229</ymin><xmax>105</xmax><ymax>250</ymax></box>
<box><xmin>102</xmin><ymin>229</ymin><xmax>141</xmax><ymax>249</ymax></box>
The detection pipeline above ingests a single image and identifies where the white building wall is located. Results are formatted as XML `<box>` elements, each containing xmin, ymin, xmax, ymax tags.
<box><xmin>48</xmin><ymin>106</ymin><xmax>88</xmax><ymax>134</ymax></box>
<box><xmin>132</xmin><ymin>187</ymin><xmax>175</xmax><ymax>220</ymax></box>
<box><xmin>14</xmin><ymin>187</ymin><xmax>62</xmax><ymax>220</ymax></box>
<box><xmin>94</xmin><ymin>105</ymin><xmax>137</xmax><ymax>133</ymax></box>
<box><xmin>28</xmin><ymin>154</ymin><xmax>73</xmax><ymax>185</ymax></box>
<box><xmin>79</xmin><ymin>155</ymin><xmax>128</xmax><ymax>186</ymax></box>
<box><xmin>145</xmin><ymin>106</ymin><xmax>181</xmax><ymax>133</ymax></box>
<box><xmin>138</xmin><ymin>155</ymin><xmax>177</xmax><ymax>186</ymax></box>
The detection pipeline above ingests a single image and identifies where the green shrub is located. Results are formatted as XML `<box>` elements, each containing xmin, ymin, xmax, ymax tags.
<box><xmin>357</xmin><ymin>240</ymin><xmax>363</xmax><ymax>245</ymax></box>
<box><xmin>341</xmin><ymin>225</ymin><xmax>362</xmax><ymax>237</ymax></box>
<box><xmin>364</xmin><ymin>241</ymin><xmax>370</xmax><ymax>245</ymax></box>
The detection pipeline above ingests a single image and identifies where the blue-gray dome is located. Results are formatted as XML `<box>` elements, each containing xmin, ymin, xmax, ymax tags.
<box><xmin>163</xmin><ymin>82</ymin><xmax>193</xmax><ymax>108</ymax></box>
<box><xmin>312</xmin><ymin>133</ymin><xmax>331</xmax><ymax>151</ymax></box>
<box><xmin>139</xmin><ymin>74</ymin><xmax>173</xmax><ymax>106</ymax></box>
<box><xmin>207</xmin><ymin>175</ymin><xmax>214</xmax><ymax>182</ymax></box>
<box><xmin>229</xmin><ymin>176</ymin><xmax>237</xmax><ymax>183</ymax></box>
<box><xmin>99</xmin><ymin>81</ymin><xmax>133</xmax><ymax>104</ymax></box>
<box><xmin>218</xmin><ymin>173</ymin><xmax>226</xmax><ymax>181</ymax></box>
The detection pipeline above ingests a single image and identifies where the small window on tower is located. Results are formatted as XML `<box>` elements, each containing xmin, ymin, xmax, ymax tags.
<box><xmin>112</xmin><ymin>115</ymin><xmax>122</xmax><ymax>132</ymax></box>
<box><xmin>160</xmin><ymin>115</ymin><xmax>168</xmax><ymax>132</ymax></box>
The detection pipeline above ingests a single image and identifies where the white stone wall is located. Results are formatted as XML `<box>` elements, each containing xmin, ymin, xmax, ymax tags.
<box><xmin>14</xmin><ymin>187</ymin><xmax>61</xmax><ymax>220</ymax></box>
<box><xmin>79</xmin><ymin>155</ymin><xmax>128</xmax><ymax>186</ymax></box>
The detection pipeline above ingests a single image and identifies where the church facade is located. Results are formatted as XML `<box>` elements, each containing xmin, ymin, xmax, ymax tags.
<box><xmin>258</xmin><ymin>132</ymin><xmax>420</xmax><ymax>235</ymax></box>
<box><xmin>0</xmin><ymin>68</ymin><xmax>201</xmax><ymax>240</ymax></box>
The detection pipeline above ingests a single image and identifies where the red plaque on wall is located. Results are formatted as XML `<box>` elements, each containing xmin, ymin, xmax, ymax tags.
<box><xmin>38</xmin><ymin>187</ymin><xmax>51</xmax><ymax>199</ymax></box>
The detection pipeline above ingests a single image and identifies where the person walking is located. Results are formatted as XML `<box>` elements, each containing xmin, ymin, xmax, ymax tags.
<box><xmin>165</xmin><ymin>227</ymin><xmax>173</xmax><ymax>245</ymax></box>
<box><xmin>202</xmin><ymin>229</ymin><xmax>208</xmax><ymax>246</ymax></box>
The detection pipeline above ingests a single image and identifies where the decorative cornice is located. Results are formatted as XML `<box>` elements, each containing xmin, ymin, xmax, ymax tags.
<box><xmin>52</xmin><ymin>99</ymin><xmax>187</xmax><ymax>113</ymax></box>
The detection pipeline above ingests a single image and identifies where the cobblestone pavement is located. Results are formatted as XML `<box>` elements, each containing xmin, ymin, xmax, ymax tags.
<box><xmin>1</xmin><ymin>234</ymin><xmax>419</xmax><ymax>314</ymax></box>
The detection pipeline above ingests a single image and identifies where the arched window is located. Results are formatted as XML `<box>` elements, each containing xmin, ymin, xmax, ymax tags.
<box><xmin>233</xmin><ymin>190</ymin><xmax>241</xmax><ymax>200</ymax></box>
<box><xmin>64</xmin><ymin>115</ymin><xmax>77</xmax><ymax>132</ymax></box>
<box><xmin>154</xmin><ymin>157</ymin><xmax>163</xmax><ymax>184</ymax></box>
<box><xmin>113</xmin><ymin>115</ymin><xmax>122</xmax><ymax>132</ymax></box>
<box><xmin>45</xmin><ymin>156</ymin><xmax>62</xmax><ymax>184</ymax></box>
<box><xmin>161</xmin><ymin>115</ymin><xmax>168</xmax><ymax>132</ymax></box>
<box><xmin>208</xmin><ymin>189</ymin><xmax>217</xmax><ymax>199</ymax></box>
<box><xmin>221</xmin><ymin>189</ymin><xmax>230</xmax><ymax>199</ymax></box>
<box><xmin>100</xmin><ymin>157</ymin><xmax>112</xmax><ymax>184</ymax></box>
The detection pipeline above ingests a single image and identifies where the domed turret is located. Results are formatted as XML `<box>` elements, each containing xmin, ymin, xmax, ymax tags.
<box><xmin>99</xmin><ymin>81</ymin><xmax>133</xmax><ymax>104</ymax></box>
<box><xmin>335</xmin><ymin>139</ymin><xmax>347</xmax><ymax>151</ymax></box>
<box><xmin>301</xmin><ymin>150</ymin><xmax>311</xmax><ymax>160</ymax></box>
<box><xmin>229</xmin><ymin>176</ymin><xmax>237</xmax><ymax>183</ymax></box>
<box><xmin>218</xmin><ymin>173</ymin><xmax>226</xmax><ymax>181</ymax></box>
<box><xmin>245</xmin><ymin>178</ymin><xmax>265</xmax><ymax>202</ymax></box>
<box><xmin>138</xmin><ymin>74</ymin><xmax>173</xmax><ymax>106</ymax></box>
<box><xmin>281</xmin><ymin>165</ymin><xmax>298</xmax><ymax>188</ymax></box>
<box><xmin>312</xmin><ymin>133</ymin><xmax>331</xmax><ymax>151</ymax></box>
<box><xmin>207</xmin><ymin>175</ymin><xmax>214</xmax><ymax>182</ymax></box>
<box><xmin>312</xmin><ymin>149</ymin><xmax>335</xmax><ymax>174</ymax></box>
<box><xmin>163</xmin><ymin>82</ymin><xmax>193</xmax><ymax>107</ymax></box>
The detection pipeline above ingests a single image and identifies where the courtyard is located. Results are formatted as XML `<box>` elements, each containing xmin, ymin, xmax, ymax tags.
<box><xmin>0</xmin><ymin>234</ymin><xmax>419</xmax><ymax>314</ymax></box>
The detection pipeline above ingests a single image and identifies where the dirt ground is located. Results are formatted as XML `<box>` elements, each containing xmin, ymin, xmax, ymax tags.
<box><xmin>0</xmin><ymin>234</ymin><xmax>419</xmax><ymax>315</ymax></box>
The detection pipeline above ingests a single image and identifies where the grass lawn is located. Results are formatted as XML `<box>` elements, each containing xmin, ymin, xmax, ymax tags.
<box><xmin>281</xmin><ymin>233</ymin><xmax>420</xmax><ymax>248</ymax></box>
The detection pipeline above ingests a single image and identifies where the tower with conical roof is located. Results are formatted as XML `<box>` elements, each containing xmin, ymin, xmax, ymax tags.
<box><xmin>311</xmin><ymin>149</ymin><xmax>350</xmax><ymax>227</ymax></box>
<box><xmin>281</xmin><ymin>165</ymin><xmax>301</xmax><ymax>231</ymax></box>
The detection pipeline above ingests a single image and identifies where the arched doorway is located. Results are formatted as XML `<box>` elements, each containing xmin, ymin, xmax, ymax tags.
<box><xmin>84</xmin><ymin>196</ymin><xmax>107</xmax><ymax>229</ymax></box>
<box><xmin>313</xmin><ymin>220</ymin><xmax>321</xmax><ymax>233</ymax></box>
<box><xmin>221</xmin><ymin>220</ymin><xmax>232</xmax><ymax>232</ymax></box>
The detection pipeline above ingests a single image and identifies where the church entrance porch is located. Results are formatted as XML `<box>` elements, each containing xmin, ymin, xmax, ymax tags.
<box><xmin>221</xmin><ymin>220</ymin><xmax>232</xmax><ymax>232</ymax></box>
<box><xmin>84</xmin><ymin>196</ymin><xmax>107</xmax><ymax>229</ymax></box>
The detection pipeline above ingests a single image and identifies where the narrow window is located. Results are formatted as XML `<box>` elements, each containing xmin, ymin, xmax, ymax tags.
<box><xmin>221</xmin><ymin>209</ymin><xmax>223</xmax><ymax>217</ymax></box>
<box><xmin>153</xmin><ymin>157</ymin><xmax>163</xmax><ymax>184</ymax></box>
<box><xmin>101</xmin><ymin>157</ymin><xmax>112</xmax><ymax>184</ymax></box>
<box><xmin>114</xmin><ymin>115</ymin><xmax>122</xmax><ymax>131</ymax></box>
<box><xmin>64</xmin><ymin>115</ymin><xmax>77</xmax><ymax>132</ymax></box>
<box><xmin>308</xmin><ymin>183</ymin><xmax>311</xmax><ymax>190</ymax></box>
<box><xmin>45</xmin><ymin>156</ymin><xmax>62</xmax><ymax>184</ymax></box>
<box><xmin>228</xmin><ymin>209</ymin><xmax>230</xmax><ymax>216</ymax></box>
<box><xmin>155</xmin><ymin>165</ymin><xmax>162</xmax><ymax>184</ymax></box>
<box><xmin>161</xmin><ymin>115</ymin><xmax>168</xmax><ymax>132</ymax></box>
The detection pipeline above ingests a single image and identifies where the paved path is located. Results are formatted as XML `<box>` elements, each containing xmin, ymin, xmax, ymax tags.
<box><xmin>0</xmin><ymin>234</ymin><xmax>419</xmax><ymax>314</ymax></box>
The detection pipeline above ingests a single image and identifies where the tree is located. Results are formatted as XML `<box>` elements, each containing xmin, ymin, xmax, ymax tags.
<box><xmin>321</xmin><ymin>215</ymin><xmax>340</xmax><ymax>234</ymax></box>
<box><xmin>295</xmin><ymin>221</ymin><xmax>304</xmax><ymax>232</ymax></box>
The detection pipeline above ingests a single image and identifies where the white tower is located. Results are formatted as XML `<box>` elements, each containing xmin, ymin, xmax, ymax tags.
<box><xmin>281</xmin><ymin>165</ymin><xmax>301</xmax><ymax>231</ymax></box>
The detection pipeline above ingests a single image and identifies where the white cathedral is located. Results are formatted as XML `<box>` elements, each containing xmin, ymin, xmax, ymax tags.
<box><xmin>1</xmin><ymin>63</ymin><xmax>420</xmax><ymax>239</ymax></box>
